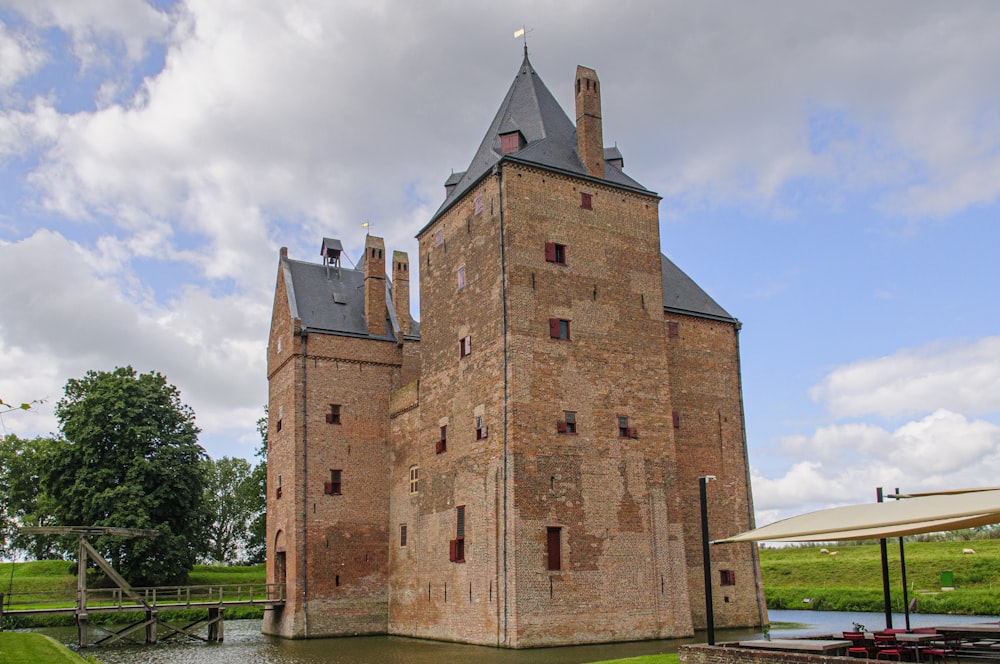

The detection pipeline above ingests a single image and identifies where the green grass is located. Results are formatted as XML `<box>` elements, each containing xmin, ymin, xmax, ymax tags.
<box><xmin>0</xmin><ymin>632</ymin><xmax>100</xmax><ymax>663</ymax></box>
<box><xmin>586</xmin><ymin>655</ymin><xmax>679</xmax><ymax>664</ymax></box>
<box><xmin>760</xmin><ymin>539</ymin><xmax>1000</xmax><ymax>614</ymax></box>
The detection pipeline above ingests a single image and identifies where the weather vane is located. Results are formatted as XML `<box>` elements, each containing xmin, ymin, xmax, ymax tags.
<box><xmin>514</xmin><ymin>25</ymin><xmax>533</xmax><ymax>55</ymax></box>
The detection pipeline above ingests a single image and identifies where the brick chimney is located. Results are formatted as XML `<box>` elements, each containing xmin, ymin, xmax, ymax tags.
<box><xmin>575</xmin><ymin>65</ymin><xmax>604</xmax><ymax>179</ymax></box>
<box><xmin>364</xmin><ymin>235</ymin><xmax>387</xmax><ymax>336</ymax></box>
<box><xmin>392</xmin><ymin>250</ymin><xmax>410</xmax><ymax>336</ymax></box>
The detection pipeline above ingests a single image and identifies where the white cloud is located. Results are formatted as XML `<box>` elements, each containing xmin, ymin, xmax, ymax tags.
<box><xmin>3</xmin><ymin>0</ymin><xmax>170</xmax><ymax>66</ymax></box>
<box><xmin>0</xmin><ymin>22</ymin><xmax>47</xmax><ymax>91</ymax></box>
<box><xmin>809</xmin><ymin>337</ymin><xmax>1000</xmax><ymax>419</ymax></box>
<box><xmin>753</xmin><ymin>409</ymin><xmax>1000</xmax><ymax>520</ymax></box>
<box><xmin>0</xmin><ymin>230</ymin><xmax>267</xmax><ymax>452</ymax></box>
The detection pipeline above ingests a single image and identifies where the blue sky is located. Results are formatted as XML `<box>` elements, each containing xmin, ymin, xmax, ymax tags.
<box><xmin>2</xmin><ymin>1</ymin><xmax>999</xmax><ymax>527</ymax></box>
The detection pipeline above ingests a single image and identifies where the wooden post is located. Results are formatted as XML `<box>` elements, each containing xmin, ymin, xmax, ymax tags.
<box><xmin>77</xmin><ymin>536</ymin><xmax>88</xmax><ymax>647</ymax></box>
<box><xmin>1</xmin><ymin>592</ymin><xmax>5</xmax><ymax>631</ymax></box>
<box><xmin>146</xmin><ymin>609</ymin><xmax>157</xmax><ymax>643</ymax></box>
<box><xmin>207</xmin><ymin>606</ymin><xmax>225</xmax><ymax>641</ymax></box>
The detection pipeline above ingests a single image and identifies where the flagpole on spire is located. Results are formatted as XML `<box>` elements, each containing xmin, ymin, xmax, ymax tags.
<box><xmin>514</xmin><ymin>26</ymin><xmax>532</xmax><ymax>56</ymax></box>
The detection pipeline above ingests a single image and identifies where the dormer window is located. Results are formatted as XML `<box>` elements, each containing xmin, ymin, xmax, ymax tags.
<box><xmin>500</xmin><ymin>131</ymin><xmax>524</xmax><ymax>154</ymax></box>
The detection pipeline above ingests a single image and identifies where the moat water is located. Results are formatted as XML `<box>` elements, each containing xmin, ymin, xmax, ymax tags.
<box><xmin>28</xmin><ymin>610</ymin><xmax>998</xmax><ymax>663</ymax></box>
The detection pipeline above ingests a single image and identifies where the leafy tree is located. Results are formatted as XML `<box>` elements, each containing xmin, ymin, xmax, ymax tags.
<box><xmin>201</xmin><ymin>456</ymin><xmax>257</xmax><ymax>564</ymax></box>
<box><xmin>245</xmin><ymin>408</ymin><xmax>268</xmax><ymax>564</ymax></box>
<box><xmin>44</xmin><ymin>367</ymin><xmax>209</xmax><ymax>586</ymax></box>
<box><xmin>0</xmin><ymin>434</ymin><xmax>61</xmax><ymax>559</ymax></box>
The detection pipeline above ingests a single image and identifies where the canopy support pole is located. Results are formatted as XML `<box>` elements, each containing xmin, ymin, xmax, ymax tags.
<box><xmin>700</xmin><ymin>475</ymin><xmax>716</xmax><ymax>645</ymax></box>
<box><xmin>896</xmin><ymin>488</ymin><xmax>911</xmax><ymax>632</ymax></box>
<box><xmin>877</xmin><ymin>487</ymin><xmax>893</xmax><ymax>630</ymax></box>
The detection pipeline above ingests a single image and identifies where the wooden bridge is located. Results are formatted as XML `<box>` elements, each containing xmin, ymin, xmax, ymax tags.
<box><xmin>2</xmin><ymin>526</ymin><xmax>285</xmax><ymax>647</ymax></box>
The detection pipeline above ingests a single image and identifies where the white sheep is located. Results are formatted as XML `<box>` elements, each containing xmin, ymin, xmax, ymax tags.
<box><xmin>963</xmin><ymin>548</ymin><xmax>976</xmax><ymax>555</ymax></box>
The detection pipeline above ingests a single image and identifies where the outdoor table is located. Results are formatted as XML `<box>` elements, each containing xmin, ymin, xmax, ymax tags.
<box><xmin>738</xmin><ymin>638</ymin><xmax>853</xmax><ymax>655</ymax></box>
<box><xmin>932</xmin><ymin>623</ymin><xmax>1000</xmax><ymax>638</ymax></box>
<box><xmin>889</xmin><ymin>632</ymin><xmax>940</xmax><ymax>662</ymax></box>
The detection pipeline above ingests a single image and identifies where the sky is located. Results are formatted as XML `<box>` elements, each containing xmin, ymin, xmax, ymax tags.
<box><xmin>1</xmin><ymin>0</ymin><xmax>999</xmax><ymax>529</ymax></box>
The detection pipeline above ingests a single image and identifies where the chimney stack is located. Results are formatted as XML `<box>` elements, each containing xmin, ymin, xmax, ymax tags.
<box><xmin>392</xmin><ymin>250</ymin><xmax>411</xmax><ymax>336</ymax></box>
<box><xmin>575</xmin><ymin>65</ymin><xmax>604</xmax><ymax>179</ymax></box>
<box><xmin>364</xmin><ymin>235</ymin><xmax>387</xmax><ymax>336</ymax></box>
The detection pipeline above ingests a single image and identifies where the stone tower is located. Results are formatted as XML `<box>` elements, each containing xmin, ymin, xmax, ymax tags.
<box><xmin>265</xmin><ymin>53</ymin><xmax>765</xmax><ymax>647</ymax></box>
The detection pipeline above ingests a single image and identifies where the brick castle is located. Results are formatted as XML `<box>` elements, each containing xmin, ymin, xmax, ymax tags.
<box><xmin>264</xmin><ymin>53</ymin><xmax>767</xmax><ymax>647</ymax></box>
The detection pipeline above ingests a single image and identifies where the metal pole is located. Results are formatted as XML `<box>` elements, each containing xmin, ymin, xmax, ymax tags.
<box><xmin>700</xmin><ymin>475</ymin><xmax>717</xmax><ymax>645</ymax></box>
<box><xmin>896</xmin><ymin>488</ymin><xmax>911</xmax><ymax>631</ymax></box>
<box><xmin>877</xmin><ymin>487</ymin><xmax>893</xmax><ymax>630</ymax></box>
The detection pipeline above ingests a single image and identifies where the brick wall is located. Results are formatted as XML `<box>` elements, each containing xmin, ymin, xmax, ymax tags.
<box><xmin>667</xmin><ymin>313</ymin><xmax>766</xmax><ymax>629</ymax></box>
<box><xmin>680</xmin><ymin>644</ymin><xmax>853</xmax><ymax>664</ymax></box>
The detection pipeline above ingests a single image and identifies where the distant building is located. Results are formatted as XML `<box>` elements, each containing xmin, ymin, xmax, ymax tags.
<box><xmin>264</xmin><ymin>53</ymin><xmax>766</xmax><ymax>647</ymax></box>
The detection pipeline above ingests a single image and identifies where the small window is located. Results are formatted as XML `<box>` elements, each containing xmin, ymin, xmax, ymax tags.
<box><xmin>720</xmin><ymin>569</ymin><xmax>736</xmax><ymax>586</ymax></box>
<box><xmin>500</xmin><ymin>131</ymin><xmax>523</xmax><ymax>154</ymax></box>
<box><xmin>325</xmin><ymin>469</ymin><xmax>342</xmax><ymax>495</ymax></box>
<box><xmin>460</xmin><ymin>335</ymin><xmax>472</xmax><ymax>358</ymax></box>
<box><xmin>581</xmin><ymin>192</ymin><xmax>592</xmax><ymax>210</ymax></box>
<box><xmin>400</xmin><ymin>524</ymin><xmax>408</xmax><ymax>548</ymax></box>
<box><xmin>276</xmin><ymin>418</ymin><xmax>282</xmax><ymax>433</ymax></box>
<box><xmin>457</xmin><ymin>265</ymin><xmax>465</xmax><ymax>290</ymax></box>
<box><xmin>409</xmin><ymin>465</ymin><xmax>419</xmax><ymax>494</ymax></box>
<box><xmin>436</xmin><ymin>426</ymin><xmax>447</xmax><ymax>454</ymax></box>
<box><xmin>557</xmin><ymin>411</ymin><xmax>577</xmax><ymax>435</ymax></box>
<box><xmin>450</xmin><ymin>506</ymin><xmax>466</xmax><ymax>563</ymax></box>
<box><xmin>548</xmin><ymin>318</ymin><xmax>571</xmax><ymax>341</ymax></box>
<box><xmin>276</xmin><ymin>337</ymin><xmax>282</xmax><ymax>353</ymax></box>
<box><xmin>474</xmin><ymin>194</ymin><xmax>483</xmax><ymax>215</ymax></box>
<box><xmin>668</xmin><ymin>321</ymin><xmax>679</xmax><ymax>338</ymax></box>
<box><xmin>672</xmin><ymin>410</ymin><xmax>680</xmax><ymax>429</ymax></box>
<box><xmin>546</xmin><ymin>526</ymin><xmax>562</xmax><ymax>571</ymax></box>
<box><xmin>618</xmin><ymin>416</ymin><xmax>638</xmax><ymax>439</ymax></box>
<box><xmin>276</xmin><ymin>474</ymin><xmax>282</xmax><ymax>499</ymax></box>
<box><xmin>475</xmin><ymin>415</ymin><xmax>488</xmax><ymax>441</ymax></box>
<box><xmin>544</xmin><ymin>242</ymin><xmax>567</xmax><ymax>265</ymax></box>
<box><xmin>435</xmin><ymin>229</ymin><xmax>443</xmax><ymax>246</ymax></box>
<box><xmin>326</xmin><ymin>404</ymin><xmax>341</xmax><ymax>425</ymax></box>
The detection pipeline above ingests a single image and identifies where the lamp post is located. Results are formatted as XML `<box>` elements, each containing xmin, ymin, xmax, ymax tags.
<box><xmin>700</xmin><ymin>475</ymin><xmax>717</xmax><ymax>645</ymax></box>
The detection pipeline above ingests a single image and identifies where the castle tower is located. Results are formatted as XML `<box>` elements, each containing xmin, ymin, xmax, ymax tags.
<box><xmin>266</xmin><ymin>53</ymin><xmax>763</xmax><ymax>648</ymax></box>
<box><xmin>264</xmin><ymin>235</ymin><xmax>418</xmax><ymax>639</ymax></box>
<box><xmin>388</xmin><ymin>53</ymin><xmax>765</xmax><ymax>647</ymax></box>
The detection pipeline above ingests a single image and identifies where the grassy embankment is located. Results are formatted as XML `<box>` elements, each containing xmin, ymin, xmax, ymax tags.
<box><xmin>760</xmin><ymin>539</ymin><xmax>1000</xmax><ymax>615</ymax></box>
<box><xmin>0</xmin><ymin>632</ymin><xmax>101</xmax><ymax>663</ymax></box>
<box><xmin>0</xmin><ymin>560</ymin><xmax>266</xmax><ymax>628</ymax></box>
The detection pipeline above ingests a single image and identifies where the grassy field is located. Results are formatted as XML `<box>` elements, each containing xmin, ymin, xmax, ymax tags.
<box><xmin>0</xmin><ymin>632</ymin><xmax>100</xmax><ymax>663</ymax></box>
<box><xmin>760</xmin><ymin>539</ymin><xmax>1000</xmax><ymax>614</ymax></box>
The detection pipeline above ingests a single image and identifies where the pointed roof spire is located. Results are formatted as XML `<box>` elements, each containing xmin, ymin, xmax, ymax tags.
<box><xmin>426</xmin><ymin>56</ymin><xmax>649</xmax><ymax>227</ymax></box>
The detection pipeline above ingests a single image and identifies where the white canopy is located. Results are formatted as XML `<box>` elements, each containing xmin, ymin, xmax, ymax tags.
<box><xmin>714</xmin><ymin>487</ymin><xmax>1000</xmax><ymax>543</ymax></box>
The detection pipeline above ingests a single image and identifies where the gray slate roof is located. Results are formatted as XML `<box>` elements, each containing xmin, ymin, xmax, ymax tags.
<box><xmin>427</xmin><ymin>54</ymin><xmax>649</xmax><ymax>228</ymax></box>
<box><xmin>660</xmin><ymin>254</ymin><xmax>735</xmax><ymax>322</ymax></box>
<box><xmin>282</xmin><ymin>257</ymin><xmax>419</xmax><ymax>340</ymax></box>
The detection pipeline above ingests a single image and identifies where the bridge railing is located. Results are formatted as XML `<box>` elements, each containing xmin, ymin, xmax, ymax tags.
<box><xmin>1</xmin><ymin>583</ymin><xmax>286</xmax><ymax>615</ymax></box>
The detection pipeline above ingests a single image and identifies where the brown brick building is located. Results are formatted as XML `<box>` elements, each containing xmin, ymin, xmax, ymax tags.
<box><xmin>264</xmin><ymin>53</ymin><xmax>766</xmax><ymax>647</ymax></box>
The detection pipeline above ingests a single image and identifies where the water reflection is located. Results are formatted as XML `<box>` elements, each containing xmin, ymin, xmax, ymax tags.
<box><xmin>33</xmin><ymin>610</ymin><xmax>995</xmax><ymax>664</ymax></box>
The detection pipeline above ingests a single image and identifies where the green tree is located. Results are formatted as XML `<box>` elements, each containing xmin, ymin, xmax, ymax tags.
<box><xmin>201</xmin><ymin>456</ymin><xmax>257</xmax><ymax>564</ymax></box>
<box><xmin>0</xmin><ymin>434</ymin><xmax>61</xmax><ymax>559</ymax></box>
<box><xmin>245</xmin><ymin>408</ymin><xmax>267</xmax><ymax>564</ymax></box>
<box><xmin>44</xmin><ymin>367</ymin><xmax>209</xmax><ymax>586</ymax></box>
